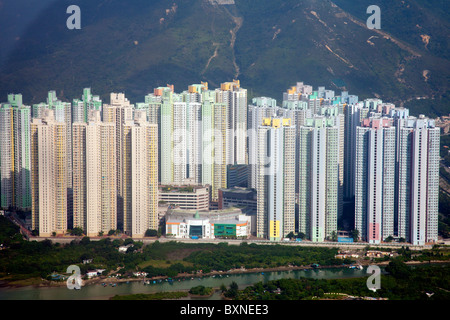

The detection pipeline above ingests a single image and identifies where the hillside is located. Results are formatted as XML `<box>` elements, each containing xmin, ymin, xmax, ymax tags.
<box><xmin>0</xmin><ymin>0</ymin><xmax>448</xmax><ymax>116</ymax></box>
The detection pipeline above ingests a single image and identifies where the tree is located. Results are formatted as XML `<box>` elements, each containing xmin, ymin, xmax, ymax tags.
<box><xmin>80</xmin><ymin>252</ymin><xmax>93</xmax><ymax>262</ymax></box>
<box><xmin>145</xmin><ymin>229</ymin><xmax>158</xmax><ymax>237</ymax></box>
<box><xmin>225</xmin><ymin>281</ymin><xmax>239</xmax><ymax>298</ymax></box>
<box><xmin>68</xmin><ymin>227</ymin><xmax>84</xmax><ymax>236</ymax></box>
<box><xmin>317</xmin><ymin>289</ymin><xmax>325</xmax><ymax>298</ymax></box>
<box><xmin>80</xmin><ymin>236</ymin><xmax>90</xmax><ymax>246</ymax></box>
<box><xmin>350</xmin><ymin>229</ymin><xmax>360</xmax><ymax>242</ymax></box>
<box><xmin>331</xmin><ymin>231</ymin><xmax>337</xmax><ymax>242</ymax></box>
<box><xmin>386</xmin><ymin>259</ymin><xmax>412</xmax><ymax>279</ymax></box>
<box><xmin>112</xmin><ymin>239</ymin><xmax>123</xmax><ymax>247</ymax></box>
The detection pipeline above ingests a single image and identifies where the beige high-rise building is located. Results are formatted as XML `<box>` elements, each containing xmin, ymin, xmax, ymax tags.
<box><xmin>85</xmin><ymin>111</ymin><xmax>117</xmax><ymax>237</ymax></box>
<box><xmin>72</xmin><ymin>122</ymin><xmax>87</xmax><ymax>231</ymax></box>
<box><xmin>103</xmin><ymin>93</ymin><xmax>133</xmax><ymax>230</ymax></box>
<box><xmin>122</xmin><ymin>110</ymin><xmax>158</xmax><ymax>238</ymax></box>
<box><xmin>31</xmin><ymin>109</ymin><xmax>67</xmax><ymax>236</ymax></box>
<box><xmin>31</xmin><ymin>91</ymin><xmax>73</xmax><ymax>226</ymax></box>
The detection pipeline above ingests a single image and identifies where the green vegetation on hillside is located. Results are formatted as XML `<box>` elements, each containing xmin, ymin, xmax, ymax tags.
<box><xmin>0</xmin><ymin>0</ymin><xmax>448</xmax><ymax>115</ymax></box>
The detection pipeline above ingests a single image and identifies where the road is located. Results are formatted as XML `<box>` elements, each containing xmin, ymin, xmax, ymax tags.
<box><xmin>7</xmin><ymin>212</ymin><xmax>32</xmax><ymax>239</ymax></box>
<box><xmin>6</xmin><ymin>211</ymin><xmax>445</xmax><ymax>250</ymax></box>
<box><xmin>26</xmin><ymin>234</ymin><xmax>439</xmax><ymax>250</ymax></box>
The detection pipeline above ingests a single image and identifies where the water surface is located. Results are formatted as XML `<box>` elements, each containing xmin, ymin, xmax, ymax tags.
<box><xmin>0</xmin><ymin>267</ymin><xmax>373</xmax><ymax>300</ymax></box>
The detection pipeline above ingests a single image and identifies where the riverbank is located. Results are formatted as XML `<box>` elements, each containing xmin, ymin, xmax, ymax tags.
<box><xmin>2</xmin><ymin>259</ymin><xmax>449</xmax><ymax>290</ymax></box>
<box><xmin>0</xmin><ymin>264</ymin><xmax>338</xmax><ymax>289</ymax></box>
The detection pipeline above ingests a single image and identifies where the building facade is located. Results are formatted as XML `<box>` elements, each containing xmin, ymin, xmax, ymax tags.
<box><xmin>256</xmin><ymin>118</ymin><xmax>296</xmax><ymax>241</ymax></box>
<box><xmin>123</xmin><ymin>111</ymin><xmax>159</xmax><ymax>237</ymax></box>
<box><xmin>298</xmin><ymin>116</ymin><xmax>339</xmax><ymax>242</ymax></box>
<box><xmin>165</xmin><ymin>207</ymin><xmax>251</xmax><ymax>239</ymax></box>
<box><xmin>31</xmin><ymin>109</ymin><xmax>67</xmax><ymax>236</ymax></box>
<box><xmin>215</xmin><ymin>80</ymin><xmax>247</xmax><ymax>165</ymax></box>
<box><xmin>396</xmin><ymin>116</ymin><xmax>439</xmax><ymax>245</ymax></box>
<box><xmin>354</xmin><ymin>117</ymin><xmax>396</xmax><ymax>244</ymax></box>
<box><xmin>0</xmin><ymin>94</ymin><xmax>32</xmax><ymax>210</ymax></box>
<box><xmin>159</xmin><ymin>185</ymin><xmax>210</xmax><ymax>211</ymax></box>
<box><xmin>102</xmin><ymin>93</ymin><xmax>133</xmax><ymax>230</ymax></box>
<box><xmin>85</xmin><ymin>111</ymin><xmax>117</xmax><ymax>237</ymax></box>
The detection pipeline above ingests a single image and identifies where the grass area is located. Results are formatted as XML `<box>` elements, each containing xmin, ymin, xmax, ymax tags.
<box><xmin>0</xmin><ymin>274</ymin><xmax>44</xmax><ymax>287</ymax></box>
<box><xmin>189</xmin><ymin>285</ymin><xmax>214</xmax><ymax>296</ymax></box>
<box><xmin>138</xmin><ymin>259</ymin><xmax>194</xmax><ymax>270</ymax></box>
<box><xmin>311</xmin><ymin>293</ymin><xmax>348</xmax><ymax>300</ymax></box>
<box><xmin>321</xmin><ymin>293</ymin><xmax>348</xmax><ymax>300</ymax></box>
<box><xmin>111</xmin><ymin>291</ymin><xmax>188</xmax><ymax>300</ymax></box>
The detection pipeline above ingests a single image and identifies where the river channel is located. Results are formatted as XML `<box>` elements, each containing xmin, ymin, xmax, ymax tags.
<box><xmin>0</xmin><ymin>266</ymin><xmax>377</xmax><ymax>300</ymax></box>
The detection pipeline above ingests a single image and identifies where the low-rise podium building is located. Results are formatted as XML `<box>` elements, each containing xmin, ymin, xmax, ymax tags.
<box><xmin>159</xmin><ymin>185</ymin><xmax>210</xmax><ymax>211</ymax></box>
<box><xmin>165</xmin><ymin>207</ymin><xmax>251</xmax><ymax>239</ymax></box>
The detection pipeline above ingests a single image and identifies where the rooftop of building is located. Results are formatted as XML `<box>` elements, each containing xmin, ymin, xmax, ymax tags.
<box><xmin>159</xmin><ymin>185</ymin><xmax>209</xmax><ymax>194</ymax></box>
<box><xmin>166</xmin><ymin>206</ymin><xmax>250</xmax><ymax>223</ymax></box>
<box><xmin>220</xmin><ymin>186</ymin><xmax>253</xmax><ymax>193</ymax></box>
<box><xmin>219</xmin><ymin>187</ymin><xmax>256</xmax><ymax>199</ymax></box>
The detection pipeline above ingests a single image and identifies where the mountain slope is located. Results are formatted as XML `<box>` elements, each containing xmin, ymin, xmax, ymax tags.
<box><xmin>234</xmin><ymin>0</ymin><xmax>449</xmax><ymax>113</ymax></box>
<box><xmin>0</xmin><ymin>0</ymin><xmax>448</xmax><ymax>116</ymax></box>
